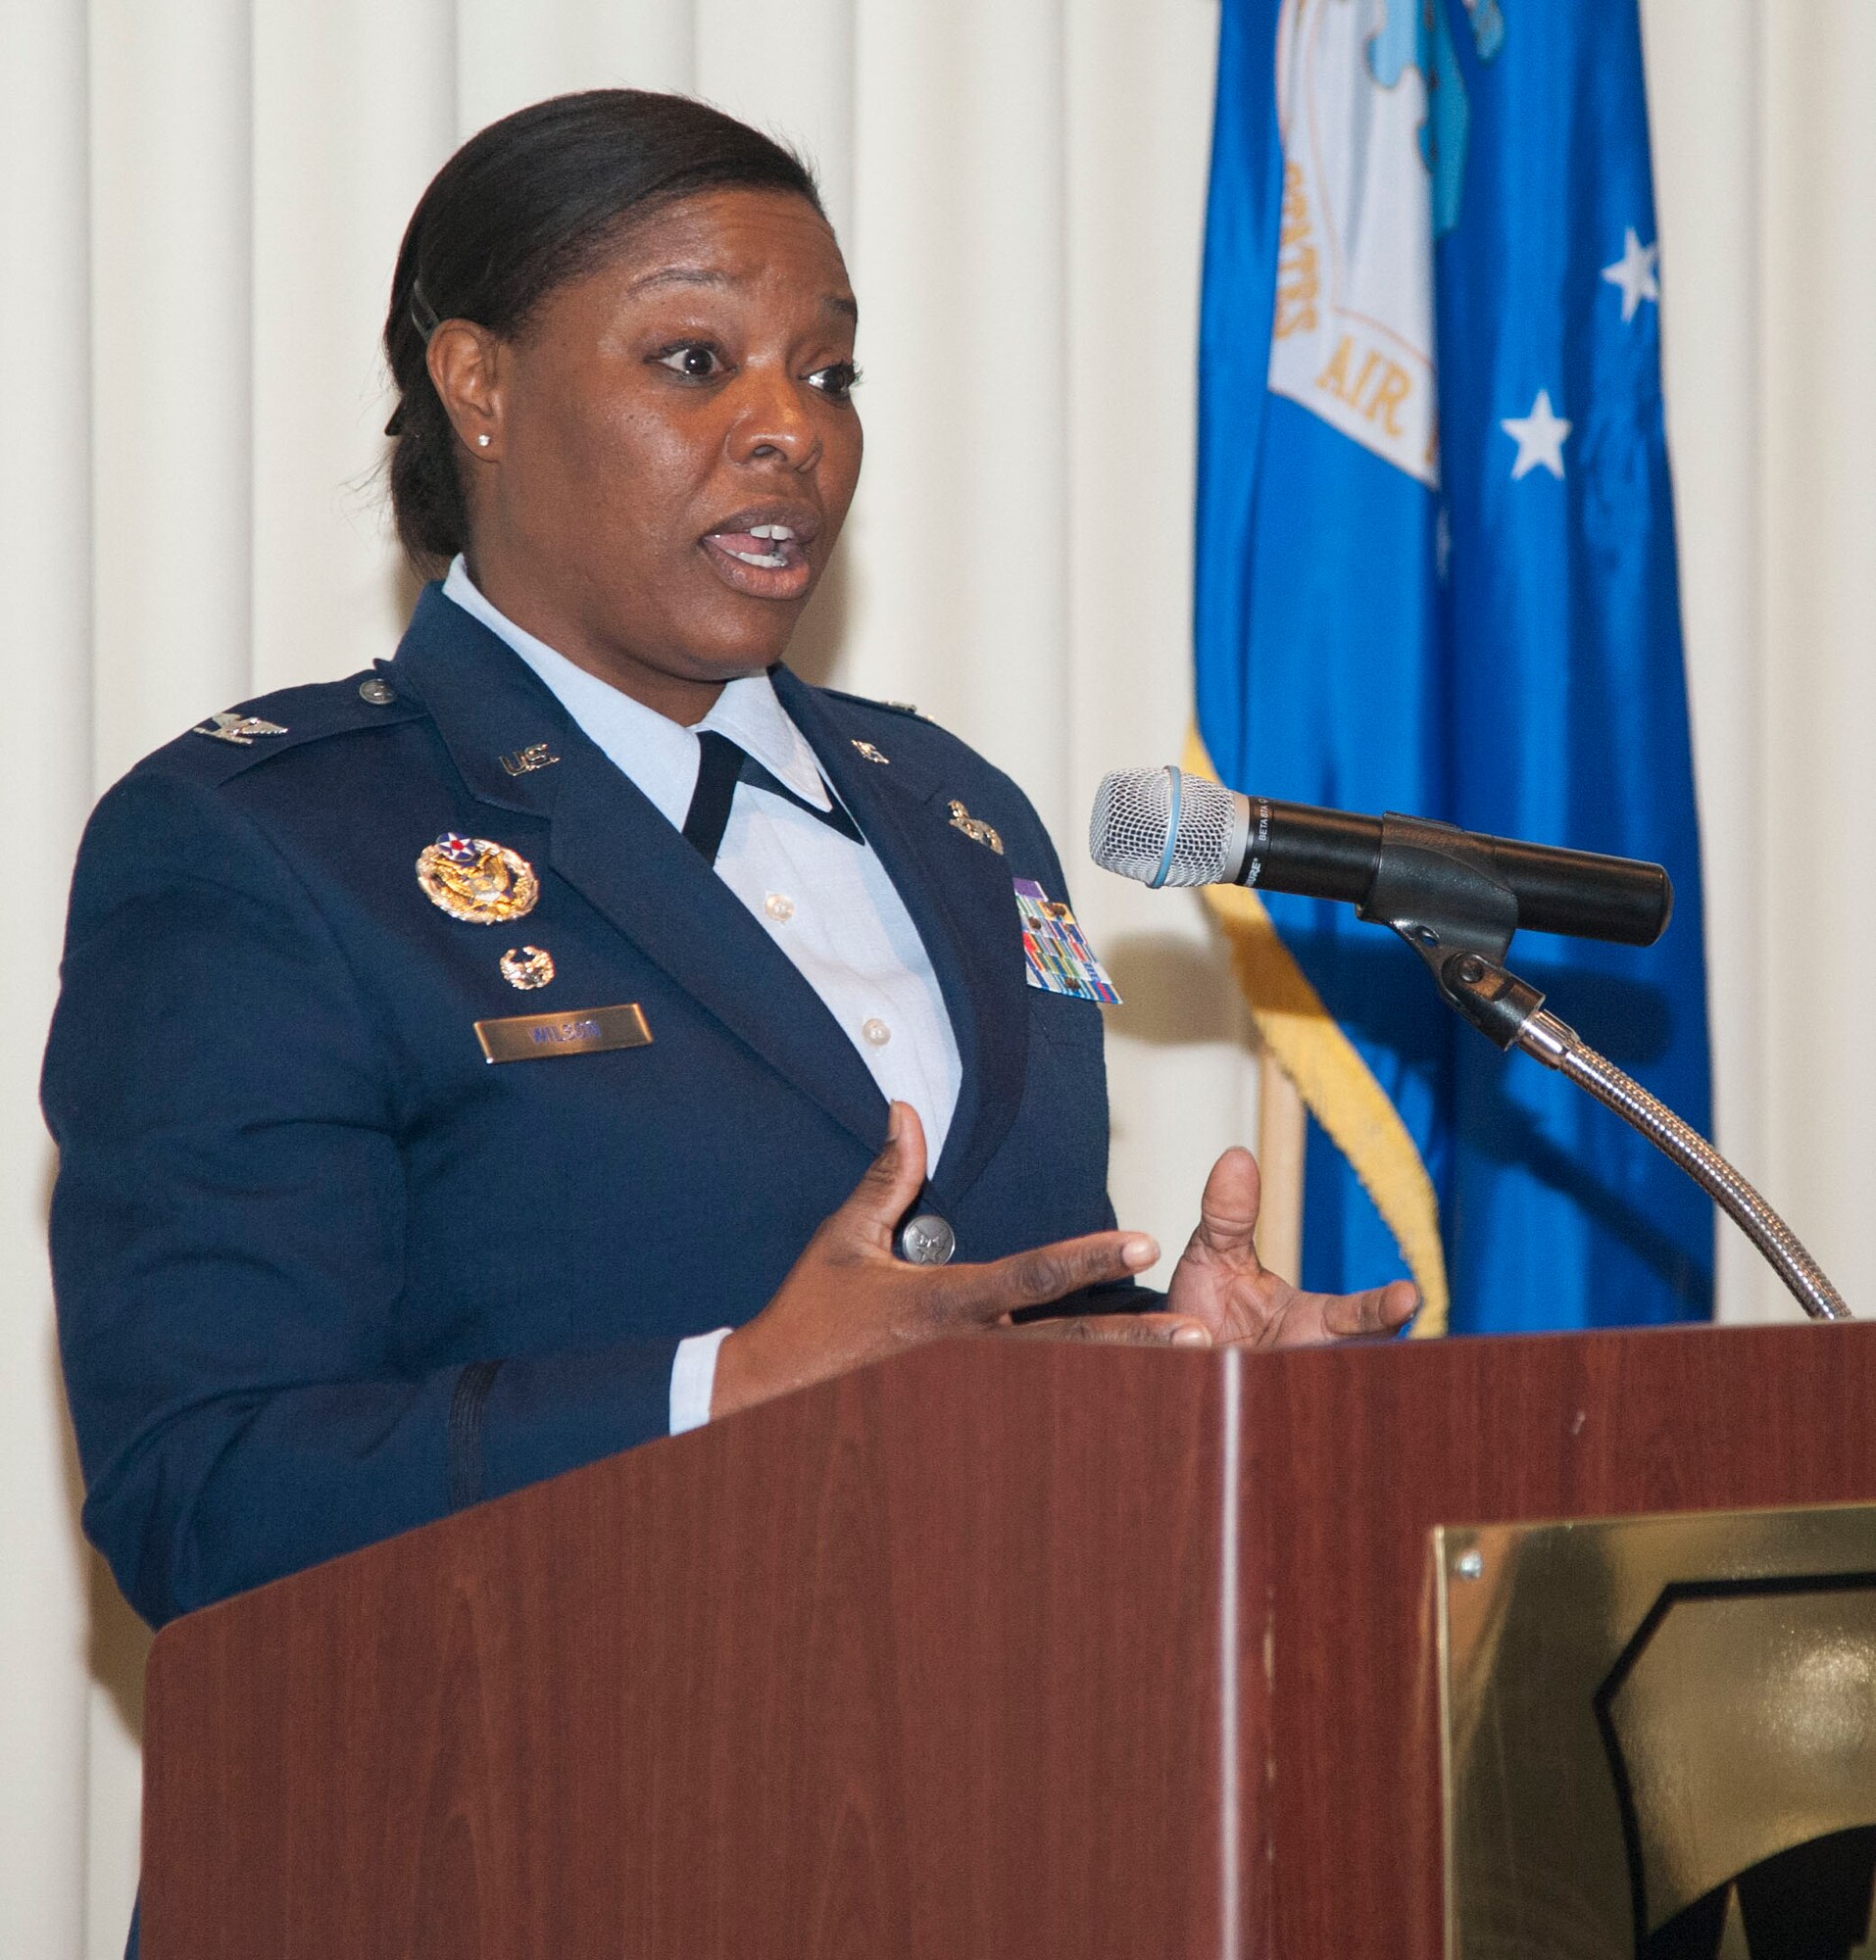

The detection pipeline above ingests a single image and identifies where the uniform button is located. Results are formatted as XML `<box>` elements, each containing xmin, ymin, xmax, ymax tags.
<box><xmin>359</xmin><ymin>676</ymin><xmax>396</xmax><ymax>705</ymax></box>
<box><xmin>899</xmin><ymin>1214</ymin><xmax>957</xmax><ymax>1265</ymax></box>
<box><xmin>862</xmin><ymin>1017</ymin><xmax>891</xmax><ymax>1047</ymax></box>
<box><xmin>765</xmin><ymin>892</ymin><xmax>795</xmax><ymax>922</ymax></box>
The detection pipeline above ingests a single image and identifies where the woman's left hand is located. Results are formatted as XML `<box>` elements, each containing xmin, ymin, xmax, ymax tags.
<box><xmin>1163</xmin><ymin>1146</ymin><xmax>1418</xmax><ymax>1348</ymax></box>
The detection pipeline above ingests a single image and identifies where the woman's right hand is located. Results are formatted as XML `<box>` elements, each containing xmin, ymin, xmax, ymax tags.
<box><xmin>710</xmin><ymin>1102</ymin><xmax>1209</xmax><ymax>1419</ymax></box>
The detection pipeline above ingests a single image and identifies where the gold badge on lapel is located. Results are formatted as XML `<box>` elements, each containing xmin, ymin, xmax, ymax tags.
<box><xmin>417</xmin><ymin>832</ymin><xmax>539</xmax><ymax>924</ymax></box>
<box><xmin>948</xmin><ymin>800</ymin><xmax>1004</xmax><ymax>855</ymax></box>
<box><xmin>851</xmin><ymin>739</ymin><xmax>890</xmax><ymax>765</ymax></box>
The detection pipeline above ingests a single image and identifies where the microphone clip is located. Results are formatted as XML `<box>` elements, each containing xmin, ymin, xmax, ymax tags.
<box><xmin>1359</xmin><ymin>812</ymin><xmax>1545</xmax><ymax>1049</ymax></box>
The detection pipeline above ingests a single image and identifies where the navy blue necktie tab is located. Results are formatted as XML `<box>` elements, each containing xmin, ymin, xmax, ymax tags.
<box><xmin>681</xmin><ymin>729</ymin><xmax>863</xmax><ymax>863</ymax></box>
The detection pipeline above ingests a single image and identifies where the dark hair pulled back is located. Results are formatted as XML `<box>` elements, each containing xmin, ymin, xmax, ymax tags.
<box><xmin>383</xmin><ymin>89</ymin><xmax>824</xmax><ymax>569</ymax></box>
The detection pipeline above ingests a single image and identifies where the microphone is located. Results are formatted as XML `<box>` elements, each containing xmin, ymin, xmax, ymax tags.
<box><xmin>1088</xmin><ymin>765</ymin><xmax>1673</xmax><ymax>948</ymax></box>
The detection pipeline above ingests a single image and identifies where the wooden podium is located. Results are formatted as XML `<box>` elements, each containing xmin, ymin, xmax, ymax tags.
<box><xmin>140</xmin><ymin>1321</ymin><xmax>1876</xmax><ymax>1958</ymax></box>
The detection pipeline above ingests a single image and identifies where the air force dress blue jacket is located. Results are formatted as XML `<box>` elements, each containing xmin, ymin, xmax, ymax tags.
<box><xmin>45</xmin><ymin>586</ymin><xmax>1125</xmax><ymax>1629</ymax></box>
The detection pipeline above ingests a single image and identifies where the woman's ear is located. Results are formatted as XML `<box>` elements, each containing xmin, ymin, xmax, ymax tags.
<box><xmin>426</xmin><ymin>318</ymin><xmax>506</xmax><ymax>460</ymax></box>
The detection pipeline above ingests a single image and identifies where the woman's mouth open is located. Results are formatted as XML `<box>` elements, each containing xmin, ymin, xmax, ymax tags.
<box><xmin>701</xmin><ymin>522</ymin><xmax>815</xmax><ymax>600</ymax></box>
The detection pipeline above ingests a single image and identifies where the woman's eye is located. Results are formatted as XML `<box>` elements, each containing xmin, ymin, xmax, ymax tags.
<box><xmin>808</xmin><ymin>361</ymin><xmax>862</xmax><ymax>404</ymax></box>
<box><xmin>654</xmin><ymin>344</ymin><xmax>724</xmax><ymax>380</ymax></box>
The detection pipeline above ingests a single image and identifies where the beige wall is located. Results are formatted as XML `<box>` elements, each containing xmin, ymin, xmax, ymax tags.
<box><xmin>1</xmin><ymin>2</ymin><xmax>1870</xmax><ymax>1948</ymax></box>
<box><xmin>1643</xmin><ymin>0</ymin><xmax>1876</xmax><ymax>1324</ymax></box>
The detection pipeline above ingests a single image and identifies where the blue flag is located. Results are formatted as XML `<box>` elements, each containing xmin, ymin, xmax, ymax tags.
<box><xmin>1194</xmin><ymin>0</ymin><xmax>1712</xmax><ymax>1332</ymax></box>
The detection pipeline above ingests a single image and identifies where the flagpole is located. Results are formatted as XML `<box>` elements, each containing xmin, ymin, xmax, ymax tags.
<box><xmin>1254</xmin><ymin>1046</ymin><xmax>1307</xmax><ymax>1279</ymax></box>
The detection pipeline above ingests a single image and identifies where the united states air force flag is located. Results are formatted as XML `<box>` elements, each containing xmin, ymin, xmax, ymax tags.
<box><xmin>1193</xmin><ymin>0</ymin><xmax>1712</xmax><ymax>1333</ymax></box>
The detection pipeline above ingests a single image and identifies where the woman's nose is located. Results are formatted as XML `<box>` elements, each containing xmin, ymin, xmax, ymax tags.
<box><xmin>726</xmin><ymin>368</ymin><xmax>821</xmax><ymax>471</ymax></box>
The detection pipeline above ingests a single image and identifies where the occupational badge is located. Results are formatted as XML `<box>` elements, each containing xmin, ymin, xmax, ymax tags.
<box><xmin>850</xmin><ymin>739</ymin><xmax>890</xmax><ymax>764</ymax></box>
<box><xmin>416</xmin><ymin>832</ymin><xmax>539</xmax><ymax>925</ymax></box>
<box><xmin>948</xmin><ymin>800</ymin><xmax>1004</xmax><ymax>855</ymax></box>
<box><xmin>1013</xmin><ymin>877</ymin><xmax>1120</xmax><ymax>1004</ymax></box>
<box><xmin>499</xmin><ymin>945</ymin><xmax>555</xmax><ymax>990</ymax></box>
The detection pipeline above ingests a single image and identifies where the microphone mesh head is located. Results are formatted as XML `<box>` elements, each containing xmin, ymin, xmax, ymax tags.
<box><xmin>1088</xmin><ymin>767</ymin><xmax>1242</xmax><ymax>887</ymax></box>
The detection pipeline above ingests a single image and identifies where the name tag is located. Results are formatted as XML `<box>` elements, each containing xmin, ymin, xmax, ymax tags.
<box><xmin>474</xmin><ymin>1003</ymin><xmax>653</xmax><ymax>1064</ymax></box>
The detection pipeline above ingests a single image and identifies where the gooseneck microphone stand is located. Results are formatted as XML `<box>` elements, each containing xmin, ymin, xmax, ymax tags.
<box><xmin>1367</xmin><ymin>814</ymin><xmax>1852</xmax><ymax>1323</ymax></box>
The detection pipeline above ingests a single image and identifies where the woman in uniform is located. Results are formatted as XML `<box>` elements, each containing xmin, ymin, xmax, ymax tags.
<box><xmin>46</xmin><ymin>89</ymin><xmax>1414</xmax><ymax>1636</ymax></box>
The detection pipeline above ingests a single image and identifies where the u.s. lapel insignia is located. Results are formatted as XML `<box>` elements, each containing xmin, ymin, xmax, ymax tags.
<box><xmin>194</xmin><ymin>710</ymin><xmax>287</xmax><ymax>746</ymax></box>
<box><xmin>499</xmin><ymin>742</ymin><xmax>560</xmax><ymax>777</ymax></box>
<box><xmin>417</xmin><ymin>832</ymin><xmax>540</xmax><ymax>924</ymax></box>
<box><xmin>948</xmin><ymin>800</ymin><xmax>1004</xmax><ymax>855</ymax></box>
<box><xmin>499</xmin><ymin>945</ymin><xmax>555</xmax><ymax>990</ymax></box>
<box><xmin>850</xmin><ymin>739</ymin><xmax>890</xmax><ymax>765</ymax></box>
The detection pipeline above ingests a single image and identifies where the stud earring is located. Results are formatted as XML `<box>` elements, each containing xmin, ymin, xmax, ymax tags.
<box><xmin>476</xmin><ymin>433</ymin><xmax>492</xmax><ymax>448</ymax></box>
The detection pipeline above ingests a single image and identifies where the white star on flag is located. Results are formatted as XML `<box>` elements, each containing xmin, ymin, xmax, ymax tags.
<box><xmin>1501</xmin><ymin>390</ymin><xmax>1572</xmax><ymax>481</ymax></box>
<box><xmin>1601</xmin><ymin>226</ymin><xmax>1659</xmax><ymax>322</ymax></box>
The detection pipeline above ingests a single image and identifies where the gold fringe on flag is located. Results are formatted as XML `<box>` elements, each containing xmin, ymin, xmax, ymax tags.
<box><xmin>1183</xmin><ymin>730</ymin><xmax>1450</xmax><ymax>1336</ymax></box>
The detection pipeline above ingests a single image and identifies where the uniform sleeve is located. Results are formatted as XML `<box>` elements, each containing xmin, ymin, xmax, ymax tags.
<box><xmin>44</xmin><ymin>769</ymin><xmax>679</xmax><ymax>1628</ymax></box>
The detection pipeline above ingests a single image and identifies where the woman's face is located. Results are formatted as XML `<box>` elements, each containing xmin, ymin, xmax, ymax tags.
<box><xmin>430</xmin><ymin>186</ymin><xmax>862</xmax><ymax>722</ymax></box>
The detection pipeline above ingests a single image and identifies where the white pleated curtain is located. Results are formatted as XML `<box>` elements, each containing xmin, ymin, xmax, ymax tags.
<box><xmin>3</xmin><ymin>2</ymin><xmax>1874</xmax><ymax>1951</ymax></box>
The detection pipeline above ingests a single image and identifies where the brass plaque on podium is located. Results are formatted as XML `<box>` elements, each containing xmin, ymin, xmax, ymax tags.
<box><xmin>1437</xmin><ymin>1504</ymin><xmax>1876</xmax><ymax>1959</ymax></box>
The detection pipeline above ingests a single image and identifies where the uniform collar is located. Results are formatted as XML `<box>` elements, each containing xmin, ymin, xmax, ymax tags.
<box><xmin>441</xmin><ymin>556</ymin><xmax>831</xmax><ymax>826</ymax></box>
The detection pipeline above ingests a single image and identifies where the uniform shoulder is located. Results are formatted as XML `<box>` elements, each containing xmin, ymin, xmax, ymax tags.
<box><xmin>130</xmin><ymin>668</ymin><xmax>426</xmax><ymax>789</ymax></box>
<box><xmin>815</xmin><ymin>686</ymin><xmax>937</xmax><ymax>725</ymax></box>
<box><xmin>806</xmin><ymin>680</ymin><xmax>1041</xmax><ymax>827</ymax></box>
<box><xmin>809</xmin><ymin>684</ymin><xmax>989</xmax><ymax>772</ymax></box>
